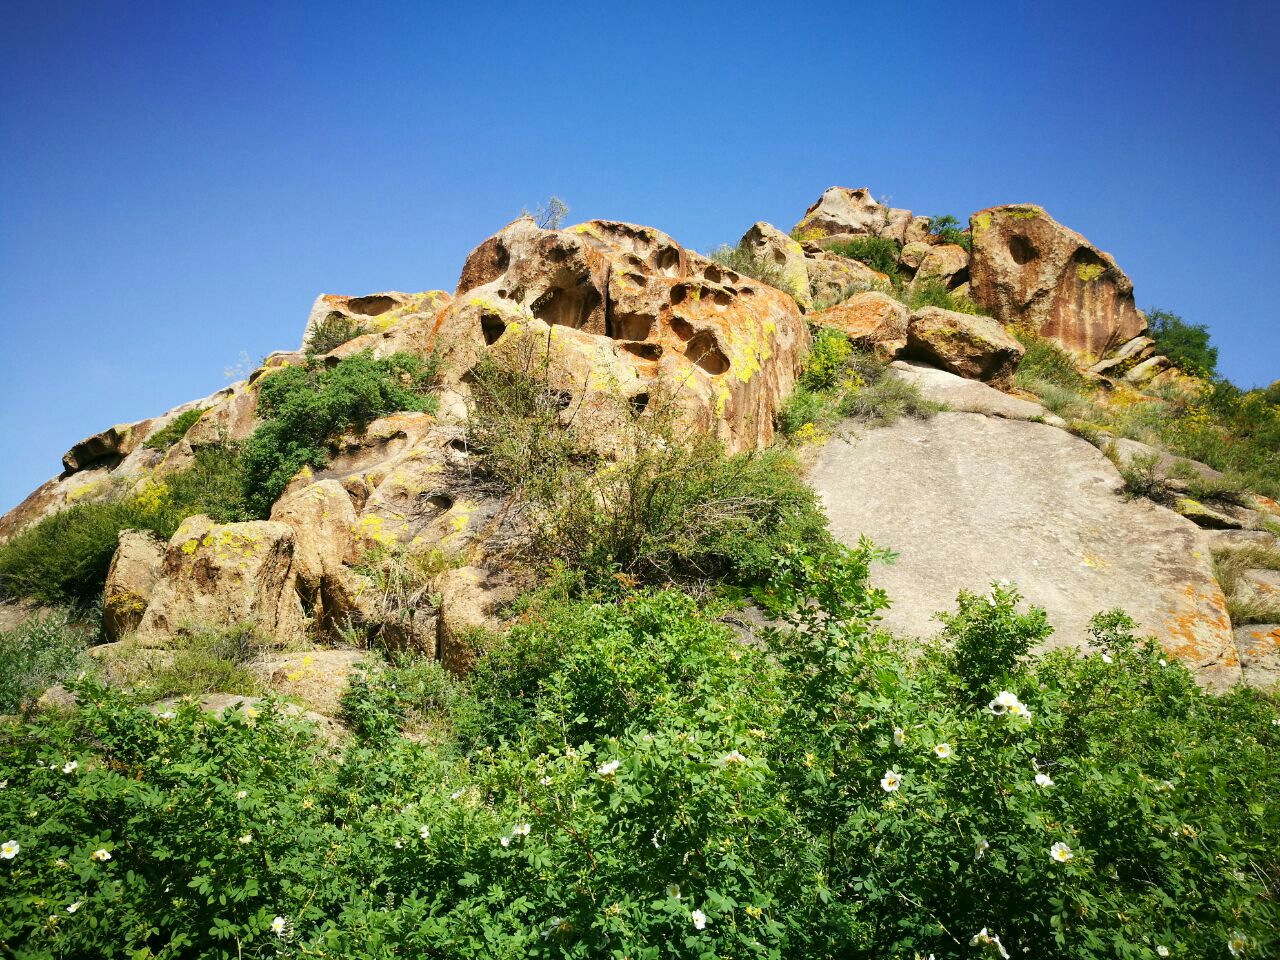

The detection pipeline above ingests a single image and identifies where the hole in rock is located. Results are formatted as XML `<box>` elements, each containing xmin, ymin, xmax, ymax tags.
<box><xmin>702</xmin><ymin>264</ymin><xmax>723</xmax><ymax>284</ymax></box>
<box><xmin>347</xmin><ymin>295</ymin><xmax>400</xmax><ymax>316</ymax></box>
<box><xmin>481</xmin><ymin>312</ymin><xmax>507</xmax><ymax>345</ymax></box>
<box><xmin>531</xmin><ymin>282</ymin><xmax>601</xmax><ymax>329</ymax></box>
<box><xmin>630</xmin><ymin>392</ymin><xmax>650</xmax><ymax>414</ymax></box>
<box><xmin>670</xmin><ymin>316</ymin><xmax>695</xmax><ymax>341</ymax></box>
<box><xmin>652</xmin><ymin>247</ymin><xmax>681</xmax><ymax>277</ymax></box>
<box><xmin>621</xmin><ymin>341</ymin><xmax>663</xmax><ymax>361</ymax></box>
<box><xmin>425</xmin><ymin>493</ymin><xmax>454</xmax><ymax>512</ymax></box>
<box><xmin>610</xmin><ymin>311</ymin><xmax>652</xmax><ymax>341</ymax></box>
<box><xmin>685</xmin><ymin>332</ymin><xmax>730</xmax><ymax>376</ymax></box>
<box><xmin>1008</xmin><ymin>235</ymin><xmax>1037</xmax><ymax>265</ymax></box>
<box><xmin>711</xmin><ymin>290</ymin><xmax>733</xmax><ymax>306</ymax></box>
<box><xmin>447</xmin><ymin>437</ymin><xmax>469</xmax><ymax>454</ymax></box>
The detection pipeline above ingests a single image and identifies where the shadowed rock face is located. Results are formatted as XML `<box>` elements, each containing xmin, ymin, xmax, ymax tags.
<box><xmin>968</xmin><ymin>205</ymin><xmax>1146</xmax><ymax>360</ymax></box>
<box><xmin>809</xmin><ymin>411</ymin><xmax>1238</xmax><ymax>688</ymax></box>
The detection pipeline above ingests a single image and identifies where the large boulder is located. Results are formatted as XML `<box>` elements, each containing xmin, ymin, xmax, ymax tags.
<box><xmin>434</xmin><ymin>216</ymin><xmax>810</xmax><ymax>453</ymax></box>
<box><xmin>738</xmin><ymin>222</ymin><xmax>811</xmax><ymax>308</ymax></box>
<box><xmin>811</xmin><ymin>293</ymin><xmax>908</xmax><ymax>357</ymax></box>
<box><xmin>300</xmin><ymin>291</ymin><xmax>452</xmax><ymax>353</ymax></box>
<box><xmin>809</xmin><ymin>412</ymin><xmax>1239</xmax><ymax>688</ymax></box>
<box><xmin>791</xmin><ymin>187</ymin><xmax>910</xmax><ymax>244</ymax></box>
<box><xmin>889</xmin><ymin>360</ymin><xmax>1060</xmax><ymax>424</ymax></box>
<box><xmin>900</xmin><ymin>242</ymin><xmax>969</xmax><ymax>288</ymax></box>
<box><xmin>904</xmin><ymin>306</ymin><xmax>1025</xmax><ymax>389</ymax></box>
<box><xmin>269</xmin><ymin>480</ymin><xmax>359</xmax><ymax>624</ymax></box>
<box><xmin>103</xmin><ymin>530</ymin><xmax>165</xmax><ymax>640</ymax></box>
<box><xmin>804</xmin><ymin>254</ymin><xmax>889</xmax><ymax>307</ymax></box>
<box><xmin>968</xmin><ymin>205</ymin><xmax>1146</xmax><ymax>360</ymax></box>
<box><xmin>134</xmin><ymin>516</ymin><xmax>306</xmax><ymax>646</ymax></box>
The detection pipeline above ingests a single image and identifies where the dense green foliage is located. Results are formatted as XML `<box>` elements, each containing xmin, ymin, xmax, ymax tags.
<box><xmin>1012</xmin><ymin>329</ymin><xmax>1092</xmax><ymax>393</ymax></box>
<box><xmin>240</xmin><ymin>351</ymin><xmax>440</xmax><ymax>516</ymax></box>
<box><xmin>0</xmin><ymin>447</ymin><xmax>250</xmax><ymax>606</ymax></box>
<box><xmin>823</xmin><ymin>236</ymin><xmax>900</xmax><ymax>276</ymax></box>
<box><xmin>304</xmin><ymin>314</ymin><xmax>369</xmax><ymax>355</ymax></box>
<box><xmin>467</xmin><ymin>359</ymin><xmax>830</xmax><ymax>589</ymax></box>
<box><xmin>1147</xmin><ymin>308</ymin><xmax>1219</xmax><ymax>377</ymax></box>
<box><xmin>779</xmin><ymin>330</ymin><xmax>942</xmax><ymax>438</ymax></box>
<box><xmin>928</xmin><ymin>214</ymin><xmax>972</xmax><ymax>251</ymax></box>
<box><xmin>2</xmin><ymin>556</ymin><xmax>1276</xmax><ymax>958</ymax></box>
<box><xmin>0</xmin><ymin>610</ymin><xmax>88</xmax><ymax>713</ymax></box>
<box><xmin>904</xmin><ymin>276</ymin><xmax>978</xmax><ymax>314</ymax></box>
<box><xmin>141</xmin><ymin>409</ymin><xmax>206</xmax><ymax>451</ymax></box>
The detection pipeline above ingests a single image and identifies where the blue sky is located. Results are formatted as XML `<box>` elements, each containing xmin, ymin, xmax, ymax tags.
<box><xmin>2</xmin><ymin>0</ymin><xmax>1278</xmax><ymax>511</ymax></box>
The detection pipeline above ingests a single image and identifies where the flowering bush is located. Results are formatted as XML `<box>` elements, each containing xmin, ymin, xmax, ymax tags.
<box><xmin>1</xmin><ymin>552</ymin><xmax>1277</xmax><ymax>958</ymax></box>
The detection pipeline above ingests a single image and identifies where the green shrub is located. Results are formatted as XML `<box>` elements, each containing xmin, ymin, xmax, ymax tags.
<box><xmin>137</xmin><ymin>623</ymin><xmax>264</xmax><ymax>701</ymax></box>
<box><xmin>708</xmin><ymin>243</ymin><xmax>803</xmax><ymax>301</ymax></box>
<box><xmin>141</xmin><ymin>408</ymin><xmax>205</xmax><ymax>451</ymax></box>
<box><xmin>905</xmin><ymin>276</ymin><xmax>979</xmax><ymax>314</ymax></box>
<box><xmin>1147</xmin><ymin>308</ymin><xmax>1219</xmax><ymax>377</ymax></box>
<box><xmin>240</xmin><ymin>351</ymin><xmax>440</xmax><ymax>516</ymax></box>
<box><xmin>928</xmin><ymin>213</ymin><xmax>972</xmax><ymax>251</ymax></box>
<box><xmin>1</xmin><ymin>567</ymin><xmax>1277</xmax><ymax>959</ymax></box>
<box><xmin>304</xmin><ymin>313</ymin><xmax>368</xmax><ymax>355</ymax></box>
<box><xmin>0</xmin><ymin>446</ymin><xmax>250</xmax><ymax>606</ymax></box>
<box><xmin>823</xmin><ymin>235</ymin><xmax>900</xmax><ymax>277</ymax></box>
<box><xmin>341</xmin><ymin>655</ymin><xmax>461</xmax><ymax>742</ymax></box>
<box><xmin>798</xmin><ymin>327</ymin><xmax>854</xmax><ymax>391</ymax></box>
<box><xmin>1012</xmin><ymin>329</ymin><xmax>1091</xmax><ymax>392</ymax></box>
<box><xmin>0</xmin><ymin>609</ymin><xmax>88</xmax><ymax>712</ymax></box>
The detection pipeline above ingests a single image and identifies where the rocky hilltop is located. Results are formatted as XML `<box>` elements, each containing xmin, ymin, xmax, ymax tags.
<box><xmin>3</xmin><ymin>186</ymin><xmax>1278</xmax><ymax>714</ymax></box>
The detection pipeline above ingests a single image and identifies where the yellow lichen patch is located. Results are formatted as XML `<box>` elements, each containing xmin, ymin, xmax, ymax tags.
<box><xmin>1002</xmin><ymin>205</ymin><xmax>1043</xmax><ymax>220</ymax></box>
<box><xmin>64</xmin><ymin>478</ymin><xmax>104</xmax><ymax>503</ymax></box>
<box><xmin>356</xmin><ymin>515</ymin><xmax>399</xmax><ymax>548</ymax></box>
<box><xmin>1076</xmin><ymin>263</ymin><xmax>1105</xmax><ymax>283</ymax></box>
<box><xmin>972</xmin><ymin>212</ymin><xmax>992</xmax><ymax>235</ymax></box>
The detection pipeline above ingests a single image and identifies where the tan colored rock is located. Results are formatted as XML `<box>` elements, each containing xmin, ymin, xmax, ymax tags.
<box><xmin>103</xmin><ymin>530</ymin><xmax>165</xmax><ymax>640</ymax></box>
<box><xmin>904</xmin><ymin>306</ymin><xmax>1025</xmax><ymax>389</ymax></box>
<box><xmin>436</xmin><ymin>215</ymin><xmax>809</xmax><ymax>454</ymax></box>
<box><xmin>300</xmin><ymin>291</ymin><xmax>452</xmax><ymax>353</ymax></box>
<box><xmin>792</xmin><ymin>187</ymin><xmax>908</xmax><ymax>243</ymax></box>
<box><xmin>890</xmin><ymin>360</ymin><xmax>1058</xmax><ymax>423</ymax></box>
<box><xmin>968</xmin><ymin>204</ymin><xmax>1146</xmax><ymax>360</ymax></box>
<box><xmin>61</xmin><ymin>419</ymin><xmax>153</xmax><ymax>472</ymax></box>
<box><xmin>904</xmin><ymin>243</ymin><xmax>969</xmax><ymax>288</ymax></box>
<box><xmin>1174</xmin><ymin>498</ymin><xmax>1253</xmax><ymax>531</ymax></box>
<box><xmin>1202</xmin><ymin>529</ymin><xmax>1276</xmax><ymax>551</ymax></box>
<box><xmin>805</xmin><ymin>254</ymin><xmax>889</xmax><ymax>307</ymax></box>
<box><xmin>249</xmin><ymin>648</ymin><xmax>366</xmax><ymax>717</ymax></box>
<box><xmin>1088</xmin><ymin>335</ymin><xmax>1155</xmax><ymax>377</ymax></box>
<box><xmin>135</xmin><ymin>516</ymin><xmax>306</xmax><ymax>646</ymax></box>
<box><xmin>1124</xmin><ymin>355</ymin><xmax>1172</xmax><ymax>386</ymax></box>
<box><xmin>270</xmin><ymin>480</ymin><xmax>359</xmax><ymax>624</ymax></box>
<box><xmin>1235</xmin><ymin>625</ymin><xmax>1280</xmax><ymax>689</ymax></box>
<box><xmin>437</xmin><ymin>566</ymin><xmax>511</xmax><ymax>675</ymax></box>
<box><xmin>739</xmin><ymin>222</ymin><xmax>811</xmax><ymax>308</ymax></box>
<box><xmin>811</xmin><ymin>293</ymin><xmax>908</xmax><ymax>356</ymax></box>
<box><xmin>809</xmin><ymin>411</ymin><xmax>1239</xmax><ymax>688</ymax></box>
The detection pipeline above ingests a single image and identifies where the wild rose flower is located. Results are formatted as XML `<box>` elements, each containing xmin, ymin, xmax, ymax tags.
<box><xmin>893</xmin><ymin>726</ymin><xmax>906</xmax><ymax>747</ymax></box>
<box><xmin>1050</xmin><ymin>841</ymin><xmax>1073</xmax><ymax>863</ymax></box>
<box><xmin>271</xmin><ymin>916</ymin><xmax>288</xmax><ymax>936</ymax></box>
<box><xmin>970</xmin><ymin>927</ymin><xmax>1010</xmax><ymax>958</ymax></box>
<box><xmin>975</xmin><ymin>838</ymin><xmax>989</xmax><ymax>860</ymax></box>
<box><xmin>2</xmin><ymin>840</ymin><xmax>19</xmax><ymax>859</ymax></box>
<box><xmin>932</xmin><ymin>743</ymin><xmax>953</xmax><ymax>760</ymax></box>
<box><xmin>419</xmin><ymin>825</ymin><xmax>430</xmax><ymax>840</ymax></box>
<box><xmin>1228</xmin><ymin>932</ymin><xmax>1247</xmax><ymax>956</ymax></box>
<box><xmin>880</xmin><ymin>770</ymin><xmax>902</xmax><ymax>792</ymax></box>
<box><xmin>597</xmin><ymin>759</ymin><xmax>621</xmax><ymax>777</ymax></box>
<box><xmin>90</xmin><ymin>848</ymin><xmax>111</xmax><ymax>862</ymax></box>
<box><xmin>1155</xmin><ymin>947</ymin><xmax>1169</xmax><ymax>957</ymax></box>
<box><xmin>721</xmin><ymin>750</ymin><xmax>747</xmax><ymax>764</ymax></box>
<box><xmin>1035</xmin><ymin>773</ymin><xmax>1054</xmax><ymax>788</ymax></box>
<box><xmin>66</xmin><ymin>901</ymin><xmax>80</xmax><ymax>914</ymax></box>
<box><xmin>691</xmin><ymin>909</ymin><xmax>707</xmax><ymax>930</ymax></box>
<box><xmin>62</xmin><ymin>760</ymin><xmax>78</xmax><ymax>774</ymax></box>
<box><xmin>512</xmin><ymin>822</ymin><xmax>531</xmax><ymax>837</ymax></box>
<box><xmin>667</xmin><ymin>883</ymin><xmax>681</xmax><ymax>899</ymax></box>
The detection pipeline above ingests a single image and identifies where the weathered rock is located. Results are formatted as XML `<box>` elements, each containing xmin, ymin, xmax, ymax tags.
<box><xmin>889</xmin><ymin>361</ymin><xmax>1061</xmax><ymax>424</ymax></box>
<box><xmin>87</xmin><ymin>639</ymin><xmax>175</xmax><ymax>688</ymax></box>
<box><xmin>811</xmin><ymin>293</ymin><xmax>908</xmax><ymax>356</ymax></box>
<box><xmin>1174</xmin><ymin>498</ymin><xmax>1252</xmax><ymax>530</ymax></box>
<box><xmin>904</xmin><ymin>307</ymin><xmax>1025</xmax><ymax>389</ymax></box>
<box><xmin>1234</xmin><ymin>625</ymin><xmax>1280</xmax><ymax>689</ymax></box>
<box><xmin>1241</xmin><ymin>568</ymin><xmax>1280</xmax><ymax>600</ymax></box>
<box><xmin>300</xmin><ymin>291</ymin><xmax>452</xmax><ymax>353</ymax></box>
<box><xmin>804</xmin><ymin>254</ymin><xmax>889</xmax><ymax>306</ymax></box>
<box><xmin>36</xmin><ymin>685</ymin><xmax>78</xmax><ymax>712</ymax></box>
<box><xmin>438</xmin><ymin>216</ymin><xmax>809</xmax><ymax>453</ymax></box>
<box><xmin>103</xmin><ymin>530</ymin><xmax>165</xmax><ymax>640</ymax></box>
<box><xmin>792</xmin><ymin>187</ymin><xmax>907</xmax><ymax>243</ymax></box>
<box><xmin>1202</xmin><ymin>529</ymin><xmax>1276</xmax><ymax>551</ymax></box>
<box><xmin>809</xmin><ymin>412</ymin><xmax>1238</xmax><ymax>687</ymax></box>
<box><xmin>968</xmin><ymin>205</ymin><xmax>1146</xmax><ymax>360</ymax></box>
<box><xmin>739</xmin><ymin>222</ymin><xmax>811</xmax><ymax>308</ymax></box>
<box><xmin>901</xmin><ymin>242</ymin><xmax>969</xmax><ymax>288</ymax></box>
<box><xmin>134</xmin><ymin>516</ymin><xmax>306</xmax><ymax>646</ymax></box>
<box><xmin>1125</xmin><ymin>355</ymin><xmax>1172</xmax><ymax>386</ymax></box>
<box><xmin>61</xmin><ymin>420</ymin><xmax>152</xmax><ymax>472</ymax></box>
<box><xmin>249</xmin><ymin>649</ymin><xmax>366</xmax><ymax>717</ymax></box>
<box><xmin>269</xmin><ymin>480</ymin><xmax>359</xmax><ymax>624</ymax></box>
<box><xmin>437</xmin><ymin>566</ymin><xmax>512</xmax><ymax>675</ymax></box>
<box><xmin>1088</xmin><ymin>335</ymin><xmax>1155</xmax><ymax>377</ymax></box>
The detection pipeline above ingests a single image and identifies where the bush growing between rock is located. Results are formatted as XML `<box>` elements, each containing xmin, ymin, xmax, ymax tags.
<box><xmin>240</xmin><ymin>350</ymin><xmax>441</xmax><ymax>516</ymax></box>
<box><xmin>141</xmin><ymin>407</ymin><xmax>205</xmax><ymax>451</ymax></box>
<box><xmin>0</xmin><ymin>609</ymin><xmax>87</xmax><ymax>713</ymax></box>
<box><xmin>3</xmin><ymin>558</ymin><xmax>1275</xmax><ymax>958</ymax></box>
<box><xmin>708</xmin><ymin>243</ymin><xmax>804</xmax><ymax>302</ymax></box>
<box><xmin>1147</xmin><ymin>307</ymin><xmax>1219</xmax><ymax>377</ymax></box>
<box><xmin>823</xmin><ymin>236</ymin><xmax>900</xmax><ymax>277</ymax></box>
<box><xmin>928</xmin><ymin>213</ymin><xmax>971</xmax><ymax>250</ymax></box>
<box><xmin>304</xmin><ymin>313</ymin><xmax>368</xmax><ymax>355</ymax></box>
<box><xmin>0</xmin><ymin>446</ymin><xmax>250</xmax><ymax>606</ymax></box>
<box><xmin>904</xmin><ymin>276</ymin><xmax>979</xmax><ymax>314</ymax></box>
<box><xmin>1212</xmin><ymin>545</ymin><xmax>1280</xmax><ymax>625</ymax></box>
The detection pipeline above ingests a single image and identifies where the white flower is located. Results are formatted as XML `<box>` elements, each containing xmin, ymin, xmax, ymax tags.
<box><xmin>667</xmin><ymin>883</ymin><xmax>681</xmax><ymax>899</ymax></box>
<box><xmin>1049</xmin><ymin>841</ymin><xmax>1073</xmax><ymax>863</ymax></box>
<box><xmin>2</xmin><ymin>840</ymin><xmax>19</xmax><ymax>859</ymax></box>
<box><xmin>1228</xmin><ymin>932</ymin><xmax>1247</xmax><ymax>956</ymax></box>
<box><xmin>970</xmin><ymin>927</ymin><xmax>1010</xmax><ymax>959</ymax></box>
<box><xmin>62</xmin><ymin>760</ymin><xmax>78</xmax><ymax>774</ymax></box>
<box><xmin>1158</xmin><ymin>659</ymin><xmax>1167</xmax><ymax>667</ymax></box>
<box><xmin>90</xmin><ymin>848</ymin><xmax>111</xmax><ymax>862</ymax></box>
<box><xmin>721</xmin><ymin>750</ymin><xmax>747</xmax><ymax>764</ymax></box>
<box><xmin>66</xmin><ymin>901</ymin><xmax>81</xmax><ymax>914</ymax></box>
<box><xmin>690</xmin><ymin>908</ymin><xmax>707</xmax><ymax>930</ymax></box>
<box><xmin>239</xmin><ymin>834</ymin><xmax>253</xmax><ymax>845</ymax></box>
<box><xmin>1155</xmin><ymin>947</ymin><xmax>1169</xmax><ymax>957</ymax></box>
<box><xmin>995</xmin><ymin>579</ymin><xmax>1011</xmax><ymax>589</ymax></box>
<box><xmin>450</xmin><ymin>789</ymin><xmax>464</xmax><ymax>800</ymax></box>
<box><xmin>932</xmin><ymin>743</ymin><xmax>952</xmax><ymax>760</ymax></box>
<box><xmin>597</xmin><ymin>759</ymin><xmax>621</xmax><ymax>777</ymax></box>
<box><xmin>975</xmin><ymin>838</ymin><xmax>990</xmax><ymax>860</ymax></box>
<box><xmin>880</xmin><ymin>770</ymin><xmax>902</xmax><ymax>792</ymax></box>
<box><xmin>419</xmin><ymin>825</ymin><xmax>431</xmax><ymax>840</ymax></box>
<box><xmin>499</xmin><ymin>835</ymin><xmax>511</xmax><ymax>848</ymax></box>
<box><xmin>1157</xmin><ymin>779</ymin><xmax>1174</xmax><ymax>793</ymax></box>
<box><xmin>157</xmin><ymin>710</ymin><xmax>176</xmax><ymax>720</ymax></box>
<box><xmin>235</xmin><ymin>789</ymin><xmax>248</xmax><ymax>800</ymax></box>
<box><xmin>1035</xmin><ymin>773</ymin><xmax>1054</xmax><ymax>788</ymax></box>
<box><xmin>0</xmin><ymin>780</ymin><xmax>7</xmax><ymax>789</ymax></box>
<box><xmin>512</xmin><ymin>822</ymin><xmax>531</xmax><ymax>837</ymax></box>
<box><xmin>1100</xmin><ymin>652</ymin><xmax>1113</xmax><ymax>664</ymax></box>
<box><xmin>893</xmin><ymin>726</ymin><xmax>906</xmax><ymax>747</ymax></box>
<box><xmin>651</xmin><ymin>830</ymin><xmax>664</xmax><ymax>849</ymax></box>
<box><xmin>538</xmin><ymin>776</ymin><xmax>552</xmax><ymax>786</ymax></box>
<box><xmin>394</xmin><ymin>839</ymin><xmax>403</xmax><ymax>849</ymax></box>
<box><xmin>271</xmin><ymin>916</ymin><xmax>288</xmax><ymax>936</ymax></box>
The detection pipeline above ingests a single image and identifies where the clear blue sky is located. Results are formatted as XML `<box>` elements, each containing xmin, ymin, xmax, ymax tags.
<box><xmin>2</xmin><ymin>0</ymin><xmax>1278</xmax><ymax>512</ymax></box>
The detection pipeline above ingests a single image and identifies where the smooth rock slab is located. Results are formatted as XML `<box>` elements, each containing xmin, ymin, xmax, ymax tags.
<box><xmin>1234</xmin><ymin>625</ymin><xmax>1280</xmax><ymax>689</ymax></box>
<box><xmin>889</xmin><ymin>361</ymin><xmax>1064</xmax><ymax>425</ymax></box>
<box><xmin>809</xmin><ymin>412</ymin><xmax>1238</xmax><ymax>687</ymax></box>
